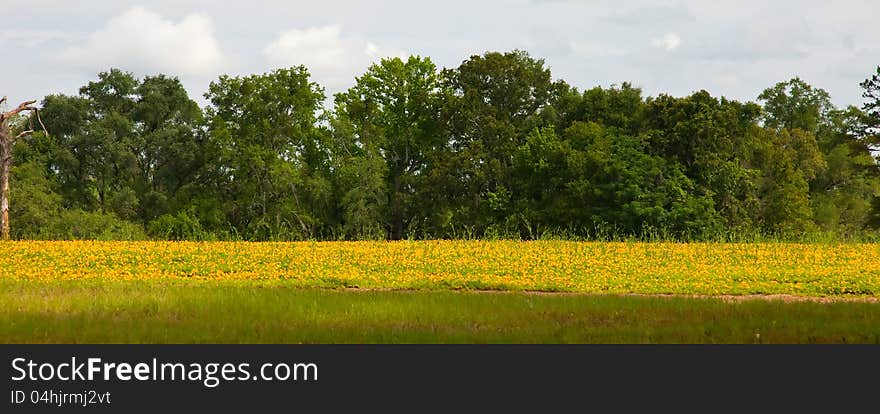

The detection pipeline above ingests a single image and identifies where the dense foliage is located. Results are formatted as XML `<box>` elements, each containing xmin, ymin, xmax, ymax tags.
<box><xmin>11</xmin><ymin>51</ymin><xmax>880</xmax><ymax>241</ymax></box>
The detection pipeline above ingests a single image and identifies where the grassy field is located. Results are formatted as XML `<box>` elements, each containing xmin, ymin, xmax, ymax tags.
<box><xmin>2</xmin><ymin>240</ymin><xmax>879</xmax><ymax>343</ymax></box>
<box><xmin>2</xmin><ymin>281</ymin><xmax>879</xmax><ymax>343</ymax></box>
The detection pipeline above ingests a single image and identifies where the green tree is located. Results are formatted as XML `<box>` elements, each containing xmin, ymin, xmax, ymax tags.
<box><xmin>438</xmin><ymin>50</ymin><xmax>565</xmax><ymax>235</ymax></box>
<box><xmin>8</xmin><ymin>161</ymin><xmax>61</xmax><ymax>239</ymax></box>
<box><xmin>38</xmin><ymin>69</ymin><xmax>141</xmax><ymax>218</ymax></box>
<box><xmin>513</xmin><ymin>122</ymin><xmax>719</xmax><ymax>238</ymax></box>
<box><xmin>204</xmin><ymin>67</ymin><xmax>333</xmax><ymax>240</ymax></box>
<box><xmin>555</xmin><ymin>82</ymin><xmax>646</xmax><ymax>136</ymax></box>
<box><xmin>132</xmin><ymin>75</ymin><xmax>204</xmax><ymax>223</ymax></box>
<box><xmin>756</xmin><ymin>128</ymin><xmax>818</xmax><ymax>235</ymax></box>
<box><xmin>758</xmin><ymin>77</ymin><xmax>833</xmax><ymax>134</ymax></box>
<box><xmin>333</xmin><ymin>56</ymin><xmax>446</xmax><ymax>239</ymax></box>
<box><xmin>759</xmin><ymin>78</ymin><xmax>880</xmax><ymax>236</ymax></box>
<box><xmin>643</xmin><ymin>91</ymin><xmax>762</xmax><ymax>231</ymax></box>
<box><xmin>39</xmin><ymin>70</ymin><xmax>206</xmax><ymax>232</ymax></box>
<box><xmin>860</xmin><ymin>66</ymin><xmax>880</xmax><ymax>231</ymax></box>
<box><xmin>860</xmin><ymin>66</ymin><xmax>880</xmax><ymax>137</ymax></box>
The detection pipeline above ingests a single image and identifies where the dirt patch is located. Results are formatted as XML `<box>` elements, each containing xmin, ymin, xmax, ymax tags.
<box><xmin>341</xmin><ymin>287</ymin><xmax>879</xmax><ymax>303</ymax></box>
<box><xmin>613</xmin><ymin>293</ymin><xmax>879</xmax><ymax>304</ymax></box>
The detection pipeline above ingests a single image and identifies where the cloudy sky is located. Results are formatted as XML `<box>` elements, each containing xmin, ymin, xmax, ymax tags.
<box><xmin>2</xmin><ymin>0</ymin><xmax>878</xmax><ymax>109</ymax></box>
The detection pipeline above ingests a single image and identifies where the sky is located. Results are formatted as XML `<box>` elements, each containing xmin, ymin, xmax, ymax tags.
<box><xmin>1</xmin><ymin>0</ymin><xmax>878</xmax><ymax>109</ymax></box>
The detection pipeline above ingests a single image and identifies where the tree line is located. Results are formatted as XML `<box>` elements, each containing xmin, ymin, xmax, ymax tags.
<box><xmin>6</xmin><ymin>51</ymin><xmax>880</xmax><ymax>241</ymax></box>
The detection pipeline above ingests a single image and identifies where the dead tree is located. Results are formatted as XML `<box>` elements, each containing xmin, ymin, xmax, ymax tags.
<box><xmin>0</xmin><ymin>97</ymin><xmax>40</xmax><ymax>240</ymax></box>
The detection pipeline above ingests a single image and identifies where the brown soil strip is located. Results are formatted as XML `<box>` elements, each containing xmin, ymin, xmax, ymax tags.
<box><xmin>613</xmin><ymin>293</ymin><xmax>878</xmax><ymax>304</ymax></box>
<box><xmin>341</xmin><ymin>287</ymin><xmax>879</xmax><ymax>303</ymax></box>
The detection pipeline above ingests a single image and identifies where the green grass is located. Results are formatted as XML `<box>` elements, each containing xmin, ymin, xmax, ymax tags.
<box><xmin>3</xmin><ymin>280</ymin><xmax>879</xmax><ymax>344</ymax></box>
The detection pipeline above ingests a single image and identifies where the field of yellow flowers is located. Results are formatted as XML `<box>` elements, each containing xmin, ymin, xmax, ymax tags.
<box><xmin>1</xmin><ymin>240</ymin><xmax>877</xmax><ymax>297</ymax></box>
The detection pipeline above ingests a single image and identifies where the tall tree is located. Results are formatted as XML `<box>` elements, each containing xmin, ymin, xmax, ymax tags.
<box><xmin>513</xmin><ymin>122</ymin><xmax>719</xmax><ymax>238</ymax></box>
<box><xmin>861</xmin><ymin>66</ymin><xmax>880</xmax><ymax>152</ymax></box>
<box><xmin>36</xmin><ymin>94</ymin><xmax>91</xmax><ymax>211</ymax></box>
<box><xmin>438</xmin><ymin>50</ymin><xmax>565</xmax><ymax>235</ymax></box>
<box><xmin>333</xmin><ymin>56</ymin><xmax>446</xmax><ymax>239</ymax></box>
<box><xmin>756</xmin><ymin>128</ymin><xmax>820</xmax><ymax>234</ymax></box>
<box><xmin>758</xmin><ymin>77</ymin><xmax>833</xmax><ymax>134</ymax></box>
<box><xmin>204</xmin><ymin>67</ymin><xmax>333</xmax><ymax>240</ymax></box>
<box><xmin>131</xmin><ymin>74</ymin><xmax>204</xmax><ymax>223</ymax></box>
<box><xmin>79</xmin><ymin>69</ymin><xmax>140</xmax><ymax>219</ymax></box>
<box><xmin>759</xmin><ymin>78</ymin><xmax>880</xmax><ymax>234</ymax></box>
<box><xmin>554</xmin><ymin>82</ymin><xmax>646</xmax><ymax>136</ymax></box>
<box><xmin>861</xmin><ymin>66</ymin><xmax>880</xmax><ymax>129</ymax></box>
<box><xmin>0</xmin><ymin>97</ymin><xmax>41</xmax><ymax>240</ymax></box>
<box><xmin>857</xmin><ymin>67</ymin><xmax>880</xmax><ymax>230</ymax></box>
<box><xmin>643</xmin><ymin>91</ymin><xmax>763</xmax><ymax>231</ymax></box>
<box><xmin>39</xmin><ymin>70</ymin><xmax>204</xmax><ymax>225</ymax></box>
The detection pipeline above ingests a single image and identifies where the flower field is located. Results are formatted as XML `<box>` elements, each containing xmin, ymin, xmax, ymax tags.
<box><xmin>2</xmin><ymin>240</ymin><xmax>878</xmax><ymax>297</ymax></box>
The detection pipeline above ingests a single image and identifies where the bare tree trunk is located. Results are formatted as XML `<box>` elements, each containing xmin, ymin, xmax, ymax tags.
<box><xmin>390</xmin><ymin>172</ymin><xmax>404</xmax><ymax>240</ymax></box>
<box><xmin>0</xmin><ymin>98</ymin><xmax>39</xmax><ymax>240</ymax></box>
<box><xmin>0</xmin><ymin>125</ymin><xmax>9</xmax><ymax>240</ymax></box>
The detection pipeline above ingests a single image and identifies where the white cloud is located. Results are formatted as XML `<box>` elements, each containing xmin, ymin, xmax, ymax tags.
<box><xmin>57</xmin><ymin>6</ymin><xmax>224</xmax><ymax>76</ymax></box>
<box><xmin>651</xmin><ymin>33</ymin><xmax>682</xmax><ymax>51</ymax></box>
<box><xmin>715</xmin><ymin>73</ymin><xmax>740</xmax><ymax>88</ymax></box>
<box><xmin>570</xmin><ymin>40</ymin><xmax>626</xmax><ymax>58</ymax></box>
<box><xmin>609</xmin><ymin>5</ymin><xmax>694</xmax><ymax>25</ymax></box>
<box><xmin>2</xmin><ymin>0</ymin><xmax>878</xmax><ymax>110</ymax></box>
<box><xmin>0</xmin><ymin>30</ymin><xmax>73</xmax><ymax>48</ymax></box>
<box><xmin>365</xmin><ymin>42</ymin><xmax>380</xmax><ymax>57</ymax></box>
<box><xmin>264</xmin><ymin>25</ymin><xmax>405</xmax><ymax>91</ymax></box>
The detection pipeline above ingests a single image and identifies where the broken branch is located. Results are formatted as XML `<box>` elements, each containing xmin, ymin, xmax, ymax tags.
<box><xmin>0</xmin><ymin>100</ymin><xmax>37</xmax><ymax>122</ymax></box>
<box><xmin>35</xmin><ymin>109</ymin><xmax>49</xmax><ymax>138</ymax></box>
<box><xmin>15</xmin><ymin>130</ymin><xmax>34</xmax><ymax>141</ymax></box>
